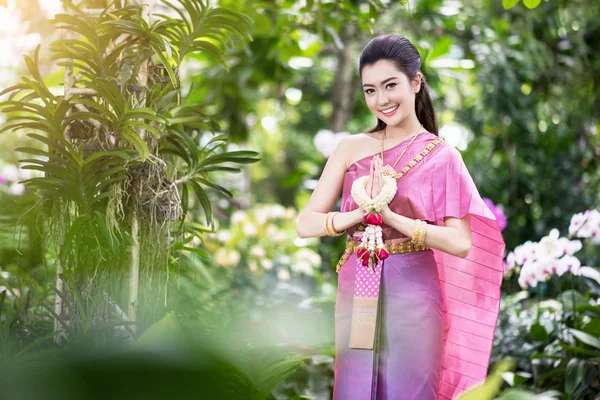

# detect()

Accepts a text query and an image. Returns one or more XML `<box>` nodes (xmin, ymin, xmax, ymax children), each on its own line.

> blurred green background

<box><xmin>0</xmin><ymin>0</ymin><xmax>599</xmax><ymax>399</ymax></box>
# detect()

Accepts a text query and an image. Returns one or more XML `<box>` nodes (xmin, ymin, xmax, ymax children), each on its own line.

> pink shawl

<box><xmin>340</xmin><ymin>132</ymin><xmax>505</xmax><ymax>399</ymax></box>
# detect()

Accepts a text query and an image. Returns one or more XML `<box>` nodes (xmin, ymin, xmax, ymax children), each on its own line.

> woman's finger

<box><xmin>375</xmin><ymin>157</ymin><xmax>382</xmax><ymax>192</ymax></box>
<box><xmin>368</xmin><ymin>159</ymin><xmax>374</xmax><ymax>197</ymax></box>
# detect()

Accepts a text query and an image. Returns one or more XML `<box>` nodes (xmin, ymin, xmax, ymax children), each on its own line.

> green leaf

<box><xmin>428</xmin><ymin>36</ymin><xmax>452</xmax><ymax>61</ymax></box>
<box><xmin>458</xmin><ymin>359</ymin><xmax>515</xmax><ymax>400</ymax></box>
<box><xmin>501</xmin><ymin>371</ymin><xmax>531</xmax><ymax>387</ymax></box>
<box><xmin>196</xmin><ymin>177</ymin><xmax>233</xmax><ymax>198</ymax></box>
<box><xmin>121</xmin><ymin>131</ymin><xmax>150</xmax><ymax>160</ymax></box>
<box><xmin>502</xmin><ymin>0</ymin><xmax>520</xmax><ymax>9</ymax></box>
<box><xmin>523</xmin><ymin>0</ymin><xmax>542</xmax><ymax>9</ymax></box>
<box><xmin>187</xmin><ymin>180</ymin><xmax>212</xmax><ymax>225</ymax></box>
<box><xmin>198</xmin><ymin>150</ymin><xmax>260</xmax><ymax>168</ymax></box>
<box><xmin>136</xmin><ymin>312</ymin><xmax>185</xmax><ymax>349</ymax></box>
<box><xmin>530</xmin><ymin>322</ymin><xmax>549</xmax><ymax>343</ymax></box>
<box><xmin>181</xmin><ymin>183</ymin><xmax>189</xmax><ymax>214</ymax></box>
<box><xmin>495</xmin><ymin>389</ymin><xmax>538</xmax><ymax>400</ymax></box>
<box><xmin>569</xmin><ymin>328</ymin><xmax>600</xmax><ymax>350</ymax></box>
<box><xmin>576</xmin><ymin>304</ymin><xmax>600</xmax><ymax>317</ymax></box>
<box><xmin>565</xmin><ymin>358</ymin><xmax>585</xmax><ymax>396</ymax></box>
<box><xmin>251</xmin><ymin>355</ymin><xmax>309</xmax><ymax>400</ymax></box>
<box><xmin>181</xmin><ymin>246</ymin><xmax>210</xmax><ymax>259</ymax></box>
<box><xmin>558</xmin><ymin>290</ymin><xmax>588</xmax><ymax>312</ymax></box>
<box><xmin>581</xmin><ymin>318</ymin><xmax>600</xmax><ymax>338</ymax></box>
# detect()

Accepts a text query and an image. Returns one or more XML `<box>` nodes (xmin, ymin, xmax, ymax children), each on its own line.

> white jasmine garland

<box><xmin>351</xmin><ymin>176</ymin><xmax>397</xmax><ymax>213</ymax></box>
<box><xmin>351</xmin><ymin>175</ymin><xmax>397</xmax><ymax>270</ymax></box>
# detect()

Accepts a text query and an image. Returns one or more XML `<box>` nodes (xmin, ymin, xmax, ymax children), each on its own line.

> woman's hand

<box><xmin>380</xmin><ymin>201</ymin><xmax>393</xmax><ymax>222</ymax></box>
<box><xmin>361</xmin><ymin>156</ymin><xmax>394</xmax><ymax>221</ymax></box>
<box><xmin>365</xmin><ymin>155</ymin><xmax>384</xmax><ymax>199</ymax></box>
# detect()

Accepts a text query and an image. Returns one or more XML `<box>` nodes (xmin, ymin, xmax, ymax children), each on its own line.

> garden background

<box><xmin>0</xmin><ymin>0</ymin><xmax>599</xmax><ymax>399</ymax></box>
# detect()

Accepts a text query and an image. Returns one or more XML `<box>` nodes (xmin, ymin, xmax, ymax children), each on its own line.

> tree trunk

<box><xmin>330</xmin><ymin>25</ymin><xmax>358</xmax><ymax>132</ymax></box>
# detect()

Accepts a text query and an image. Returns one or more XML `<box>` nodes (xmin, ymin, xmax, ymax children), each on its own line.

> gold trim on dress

<box><xmin>383</xmin><ymin>138</ymin><xmax>443</xmax><ymax>181</ymax></box>
<box><xmin>336</xmin><ymin>239</ymin><xmax>429</xmax><ymax>272</ymax></box>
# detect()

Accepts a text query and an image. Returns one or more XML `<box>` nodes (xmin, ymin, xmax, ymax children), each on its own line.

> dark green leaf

<box><xmin>565</xmin><ymin>358</ymin><xmax>585</xmax><ymax>396</ymax></box>
<box><xmin>530</xmin><ymin>322</ymin><xmax>549</xmax><ymax>343</ymax></box>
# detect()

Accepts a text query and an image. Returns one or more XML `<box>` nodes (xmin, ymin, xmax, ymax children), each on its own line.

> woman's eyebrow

<box><xmin>362</xmin><ymin>77</ymin><xmax>399</xmax><ymax>87</ymax></box>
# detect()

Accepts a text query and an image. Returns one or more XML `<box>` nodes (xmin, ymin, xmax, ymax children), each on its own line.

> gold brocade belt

<box><xmin>335</xmin><ymin>239</ymin><xmax>430</xmax><ymax>272</ymax></box>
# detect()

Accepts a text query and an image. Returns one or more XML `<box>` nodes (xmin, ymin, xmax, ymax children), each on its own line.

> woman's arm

<box><xmin>295</xmin><ymin>137</ymin><xmax>365</xmax><ymax>238</ymax></box>
<box><xmin>381</xmin><ymin>208</ymin><xmax>472</xmax><ymax>258</ymax></box>
<box><xmin>368</xmin><ymin>156</ymin><xmax>471</xmax><ymax>258</ymax></box>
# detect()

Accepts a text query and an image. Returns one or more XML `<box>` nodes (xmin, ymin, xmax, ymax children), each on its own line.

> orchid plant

<box><xmin>505</xmin><ymin>209</ymin><xmax>600</xmax><ymax>289</ymax></box>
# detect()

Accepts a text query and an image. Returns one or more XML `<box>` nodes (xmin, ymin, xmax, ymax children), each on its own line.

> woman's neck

<box><xmin>385</xmin><ymin>117</ymin><xmax>423</xmax><ymax>141</ymax></box>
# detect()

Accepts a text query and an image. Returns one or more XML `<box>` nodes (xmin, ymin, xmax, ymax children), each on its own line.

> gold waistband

<box><xmin>335</xmin><ymin>239</ymin><xmax>430</xmax><ymax>273</ymax></box>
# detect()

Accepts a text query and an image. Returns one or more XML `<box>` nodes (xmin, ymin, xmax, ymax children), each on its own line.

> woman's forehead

<box><xmin>361</xmin><ymin>60</ymin><xmax>405</xmax><ymax>85</ymax></box>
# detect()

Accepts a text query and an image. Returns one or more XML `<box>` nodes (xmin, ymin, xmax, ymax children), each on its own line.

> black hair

<box><xmin>359</xmin><ymin>34</ymin><xmax>438</xmax><ymax>135</ymax></box>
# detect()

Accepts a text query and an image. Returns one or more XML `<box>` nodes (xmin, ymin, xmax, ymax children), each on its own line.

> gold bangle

<box><xmin>418</xmin><ymin>221</ymin><xmax>427</xmax><ymax>247</ymax></box>
<box><xmin>324</xmin><ymin>212</ymin><xmax>344</xmax><ymax>236</ymax></box>
<box><xmin>411</xmin><ymin>219</ymin><xmax>422</xmax><ymax>244</ymax></box>
<box><xmin>330</xmin><ymin>212</ymin><xmax>344</xmax><ymax>236</ymax></box>
<box><xmin>324</xmin><ymin>212</ymin><xmax>334</xmax><ymax>236</ymax></box>
<box><xmin>323</xmin><ymin>212</ymin><xmax>332</xmax><ymax>236</ymax></box>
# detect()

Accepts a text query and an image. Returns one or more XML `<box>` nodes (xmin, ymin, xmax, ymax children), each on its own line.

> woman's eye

<box><xmin>386</xmin><ymin>83</ymin><xmax>397</xmax><ymax>89</ymax></box>
<box><xmin>364</xmin><ymin>89</ymin><xmax>375</xmax><ymax>95</ymax></box>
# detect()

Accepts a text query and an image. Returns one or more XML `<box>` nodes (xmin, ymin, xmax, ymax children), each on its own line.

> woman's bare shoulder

<box><xmin>339</xmin><ymin>131</ymin><xmax>381</xmax><ymax>148</ymax></box>
<box><xmin>332</xmin><ymin>133</ymin><xmax>375</xmax><ymax>165</ymax></box>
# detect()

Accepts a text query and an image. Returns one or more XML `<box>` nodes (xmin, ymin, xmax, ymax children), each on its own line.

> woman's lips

<box><xmin>380</xmin><ymin>105</ymin><xmax>398</xmax><ymax>117</ymax></box>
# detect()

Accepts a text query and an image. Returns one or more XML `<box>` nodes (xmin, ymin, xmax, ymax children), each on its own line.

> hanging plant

<box><xmin>0</xmin><ymin>0</ymin><xmax>258</xmax><ymax>340</ymax></box>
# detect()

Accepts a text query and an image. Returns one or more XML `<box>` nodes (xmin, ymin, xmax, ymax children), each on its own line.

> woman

<box><xmin>295</xmin><ymin>34</ymin><xmax>505</xmax><ymax>400</ymax></box>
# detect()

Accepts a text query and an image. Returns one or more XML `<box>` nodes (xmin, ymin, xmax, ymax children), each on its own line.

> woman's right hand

<box><xmin>364</xmin><ymin>155</ymin><xmax>384</xmax><ymax>200</ymax></box>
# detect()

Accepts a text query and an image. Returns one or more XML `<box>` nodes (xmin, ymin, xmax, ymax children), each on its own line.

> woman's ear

<box><xmin>414</xmin><ymin>73</ymin><xmax>423</xmax><ymax>93</ymax></box>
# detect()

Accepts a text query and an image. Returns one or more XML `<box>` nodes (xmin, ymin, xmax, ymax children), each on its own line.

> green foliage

<box><xmin>503</xmin><ymin>0</ymin><xmax>543</xmax><ymax>10</ymax></box>
<box><xmin>458</xmin><ymin>359</ymin><xmax>516</xmax><ymax>400</ymax></box>
<box><xmin>0</xmin><ymin>309</ymin><xmax>309</xmax><ymax>400</ymax></box>
<box><xmin>0</xmin><ymin>286</ymin><xmax>62</xmax><ymax>361</ymax></box>
<box><xmin>494</xmin><ymin>287</ymin><xmax>600</xmax><ymax>398</ymax></box>
<box><xmin>0</xmin><ymin>0</ymin><xmax>258</xmax><ymax>352</ymax></box>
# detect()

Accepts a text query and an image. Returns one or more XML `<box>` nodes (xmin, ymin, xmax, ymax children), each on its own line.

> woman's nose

<box><xmin>377</xmin><ymin>92</ymin><xmax>389</xmax><ymax>106</ymax></box>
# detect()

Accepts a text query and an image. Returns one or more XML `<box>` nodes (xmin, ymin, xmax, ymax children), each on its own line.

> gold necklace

<box><xmin>380</xmin><ymin>125</ymin><xmax>423</xmax><ymax>178</ymax></box>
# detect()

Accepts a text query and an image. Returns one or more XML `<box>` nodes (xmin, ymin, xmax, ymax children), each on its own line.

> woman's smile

<box><xmin>380</xmin><ymin>105</ymin><xmax>399</xmax><ymax>117</ymax></box>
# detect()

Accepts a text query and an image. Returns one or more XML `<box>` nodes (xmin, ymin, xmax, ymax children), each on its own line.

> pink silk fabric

<box><xmin>339</xmin><ymin>132</ymin><xmax>505</xmax><ymax>399</ymax></box>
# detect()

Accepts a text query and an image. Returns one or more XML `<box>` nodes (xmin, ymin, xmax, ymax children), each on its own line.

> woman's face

<box><xmin>361</xmin><ymin>59</ymin><xmax>421</xmax><ymax>128</ymax></box>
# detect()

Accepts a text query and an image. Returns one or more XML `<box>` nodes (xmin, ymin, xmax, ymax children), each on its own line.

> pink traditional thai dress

<box><xmin>333</xmin><ymin>131</ymin><xmax>505</xmax><ymax>400</ymax></box>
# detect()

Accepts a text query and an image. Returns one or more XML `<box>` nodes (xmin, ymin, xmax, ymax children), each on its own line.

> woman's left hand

<box><xmin>380</xmin><ymin>201</ymin><xmax>393</xmax><ymax>222</ymax></box>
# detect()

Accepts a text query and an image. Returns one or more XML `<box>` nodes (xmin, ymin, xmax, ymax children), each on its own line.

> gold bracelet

<box><xmin>411</xmin><ymin>219</ymin><xmax>423</xmax><ymax>244</ymax></box>
<box><xmin>324</xmin><ymin>212</ymin><xmax>344</xmax><ymax>236</ymax></box>
<box><xmin>330</xmin><ymin>212</ymin><xmax>344</xmax><ymax>236</ymax></box>
<box><xmin>323</xmin><ymin>212</ymin><xmax>332</xmax><ymax>236</ymax></box>
<box><xmin>418</xmin><ymin>221</ymin><xmax>428</xmax><ymax>247</ymax></box>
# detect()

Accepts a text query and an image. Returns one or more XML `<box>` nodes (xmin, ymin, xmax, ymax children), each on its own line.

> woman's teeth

<box><xmin>381</xmin><ymin>105</ymin><xmax>398</xmax><ymax>115</ymax></box>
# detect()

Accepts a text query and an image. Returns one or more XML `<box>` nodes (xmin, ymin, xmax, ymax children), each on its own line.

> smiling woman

<box><xmin>295</xmin><ymin>34</ymin><xmax>505</xmax><ymax>400</ymax></box>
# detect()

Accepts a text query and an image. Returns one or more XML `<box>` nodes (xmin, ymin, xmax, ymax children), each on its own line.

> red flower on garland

<box><xmin>357</xmin><ymin>247</ymin><xmax>370</xmax><ymax>266</ymax></box>
<box><xmin>364</xmin><ymin>212</ymin><xmax>384</xmax><ymax>226</ymax></box>
<box><xmin>357</xmin><ymin>247</ymin><xmax>368</xmax><ymax>259</ymax></box>
<box><xmin>377</xmin><ymin>248</ymin><xmax>389</xmax><ymax>260</ymax></box>
<box><xmin>361</xmin><ymin>253</ymin><xmax>371</xmax><ymax>266</ymax></box>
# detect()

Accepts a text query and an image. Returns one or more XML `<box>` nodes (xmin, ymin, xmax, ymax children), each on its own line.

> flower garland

<box><xmin>350</xmin><ymin>175</ymin><xmax>397</xmax><ymax>271</ymax></box>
